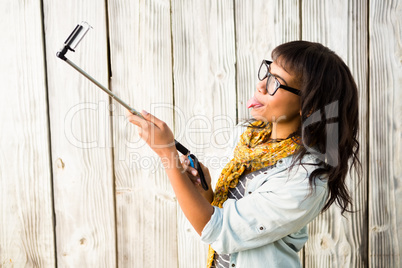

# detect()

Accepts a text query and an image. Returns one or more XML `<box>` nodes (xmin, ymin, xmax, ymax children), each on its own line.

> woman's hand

<box><xmin>126</xmin><ymin>110</ymin><xmax>176</xmax><ymax>158</ymax></box>
<box><xmin>180</xmin><ymin>155</ymin><xmax>214</xmax><ymax>203</ymax></box>
<box><xmin>126</xmin><ymin>110</ymin><xmax>214</xmax><ymax>235</ymax></box>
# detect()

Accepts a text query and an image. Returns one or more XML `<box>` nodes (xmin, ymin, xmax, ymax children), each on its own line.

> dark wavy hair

<box><xmin>249</xmin><ymin>41</ymin><xmax>361</xmax><ymax>215</ymax></box>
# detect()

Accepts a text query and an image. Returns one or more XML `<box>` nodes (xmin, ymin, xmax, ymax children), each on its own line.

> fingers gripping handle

<box><xmin>188</xmin><ymin>154</ymin><xmax>208</xmax><ymax>191</ymax></box>
<box><xmin>174</xmin><ymin>141</ymin><xmax>208</xmax><ymax>191</ymax></box>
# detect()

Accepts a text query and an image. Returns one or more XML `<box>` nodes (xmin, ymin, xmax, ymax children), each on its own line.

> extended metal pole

<box><xmin>64</xmin><ymin>58</ymin><xmax>143</xmax><ymax>118</ymax></box>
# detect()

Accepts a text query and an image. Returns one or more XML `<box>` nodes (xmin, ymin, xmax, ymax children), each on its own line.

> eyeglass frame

<box><xmin>258</xmin><ymin>60</ymin><xmax>301</xmax><ymax>96</ymax></box>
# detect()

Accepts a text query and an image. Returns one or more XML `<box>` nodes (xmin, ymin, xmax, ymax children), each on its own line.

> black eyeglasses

<box><xmin>258</xmin><ymin>60</ymin><xmax>301</xmax><ymax>96</ymax></box>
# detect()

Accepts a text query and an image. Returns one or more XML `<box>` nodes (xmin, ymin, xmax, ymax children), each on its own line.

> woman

<box><xmin>127</xmin><ymin>41</ymin><xmax>360</xmax><ymax>267</ymax></box>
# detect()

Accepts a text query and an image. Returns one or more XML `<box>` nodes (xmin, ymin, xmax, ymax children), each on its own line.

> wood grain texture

<box><xmin>171</xmin><ymin>0</ymin><xmax>236</xmax><ymax>266</ymax></box>
<box><xmin>235</xmin><ymin>0</ymin><xmax>300</xmax><ymax>123</ymax></box>
<box><xmin>107</xmin><ymin>0</ymin><xmax>178</xmax><ymax>267</ymax></box>
<box><xmin>369</xmin><ymin>0</ymin><xmax>402</xmax><ymax>267</ymax></box>
<box><xmin>302</xmin><ymin>0</ymin><xmax>368</xmax><ymax>267</ymax></box>
<box><xmin>234</xmin><ymin>0</ymin><xmax>303</xmax><ymax>264</ymax></box>
<box><xmin>42</xmin><ymin>1</ymin><xmax>116</xmax><ymax>267</ymax></box>
<box><xmin>2</xmin><ymin>0</ymin><xmax>401</xmax><ymax>266</ymax></box>
<box><xmin>0</xmin><ymin>0</ymin><xmax>55</xmax><ymax>267</ymax></box>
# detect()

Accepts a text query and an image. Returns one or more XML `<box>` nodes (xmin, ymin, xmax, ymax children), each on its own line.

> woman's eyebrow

<box><xmin>268</xmin><ymin>65</ymin><xmax>289</xmax><ymax>85</ymax></box>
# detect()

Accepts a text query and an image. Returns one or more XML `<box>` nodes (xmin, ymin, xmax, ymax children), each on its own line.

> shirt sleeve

<box><xmin>200</xmin><ymin>165</ymin><xmax>328</xmax><ymax>254</ymax></box>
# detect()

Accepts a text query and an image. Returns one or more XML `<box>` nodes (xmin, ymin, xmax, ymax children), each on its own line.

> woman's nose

<box><xmin>256</xmin><ymin>79</ymin><xmax>267</xmax><ymax>94</ymax></box>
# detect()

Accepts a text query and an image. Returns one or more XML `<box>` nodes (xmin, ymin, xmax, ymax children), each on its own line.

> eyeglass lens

<box><xmin>259</xmin><ymin>62</ymin><xmax>279</xmax><ymax>95</ymax></box>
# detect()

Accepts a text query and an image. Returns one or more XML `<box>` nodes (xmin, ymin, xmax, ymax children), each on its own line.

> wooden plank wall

<box><xmin>43</xmin><ymin>0</ymin><xmax>116</xmax><ymax>267</ymax></box>
<box><xmin>369</xmin><ymin>0</ymin><xmax>402</xmax><ymax>267</ymax></box>
<box><xmin>302</xmin><ymin>1</ymin><xmax>369</xmax><ymax>267</ymax></box>
<box><xmin>107</xmin><ymin>0</ymin><xmax>177</xmax><ymax>267</ymax></box>
<box><xmin>0</xmin><ymin>0</ymin><xmax>400</xmax><ymax>267</ymax></box>
<box><xmin>0</xmin><ymin>0</ymin><xmax>55</xmax><ymax>267</ymax></box>
<box><xmin>171</xmin><ymin>1</ymin><xmax>236</xmax><ymax>267</ymax></box>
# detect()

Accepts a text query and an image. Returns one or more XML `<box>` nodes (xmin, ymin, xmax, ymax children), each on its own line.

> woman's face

<box><xmin>248</xmin><ymin>60</ymin><xmax>301</xmax><ymax>125</ymax></box>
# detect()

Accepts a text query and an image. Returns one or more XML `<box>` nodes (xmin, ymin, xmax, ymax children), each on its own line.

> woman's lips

<box><xmin>247</xmin><ymin>96</ymin><xmax>263</xmax><ymax>109</ymax></box>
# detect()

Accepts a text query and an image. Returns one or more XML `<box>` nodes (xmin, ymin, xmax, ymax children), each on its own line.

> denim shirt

<box><xmin>201</xmin><ymin>153</ymin><xmax>328</xmax><ymax>268</ymax></box>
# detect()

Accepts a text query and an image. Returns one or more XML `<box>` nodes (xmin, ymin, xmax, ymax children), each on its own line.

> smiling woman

<box><xmin>126</xmin><ymin>40</ymin><xmax>361</xmax><ymax>268</ymax></box>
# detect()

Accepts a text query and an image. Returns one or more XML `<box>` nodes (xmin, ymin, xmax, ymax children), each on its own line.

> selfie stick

<box><xmin>56</xmin><ymin>22</ymin><xmax>208</xmax><ymax>190</ymax></box>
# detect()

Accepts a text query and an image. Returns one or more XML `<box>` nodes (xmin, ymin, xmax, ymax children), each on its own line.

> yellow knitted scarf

<box><xmin>206</xmin><ymin>121</ymin><xmax>301</xmax><ymax>267</ymax></box>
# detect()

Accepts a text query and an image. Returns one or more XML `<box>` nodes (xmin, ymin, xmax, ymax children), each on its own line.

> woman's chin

<box><xmin>250</xmin><ymin>110</ymin><xmax>267</xmax><ymax>122</ymax></box>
